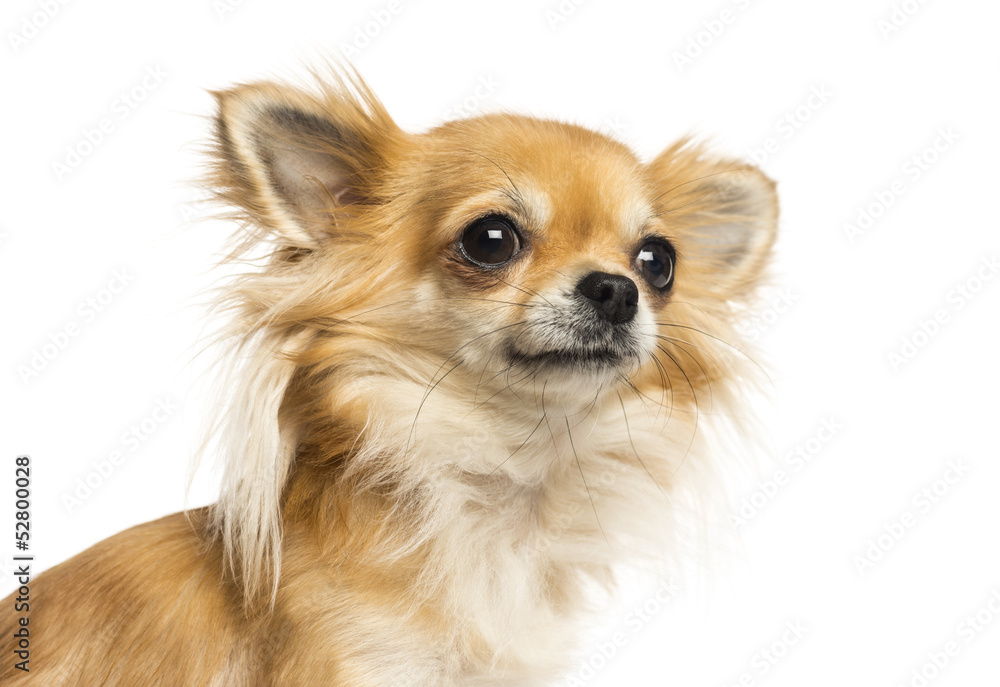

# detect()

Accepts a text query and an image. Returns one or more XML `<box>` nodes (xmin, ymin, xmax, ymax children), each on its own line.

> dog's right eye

<box><xmin>459</xmin><ymin>216</ymin><xmax>521</xmax><ymax>267</ymax></box>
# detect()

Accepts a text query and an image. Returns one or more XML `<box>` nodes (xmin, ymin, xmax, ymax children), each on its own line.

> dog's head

<box><xmin>211</xmin><ymin>74</ymin><xmax>775</xmax><ymax>403</ymax></box>
<box><xmin>205</xmin><ymin>70</ymin><xmax>777</xmax><ymax>599</ymax></box>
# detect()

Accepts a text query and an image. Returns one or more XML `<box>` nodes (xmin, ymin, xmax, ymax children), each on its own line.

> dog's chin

<box><xmin>504</xmin><ymin>343</ymin><xmax>644</xmax><ymax>394</ymax></box>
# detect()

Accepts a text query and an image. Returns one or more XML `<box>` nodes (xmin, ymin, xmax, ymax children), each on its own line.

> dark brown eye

<box><xmin>635</xmin><ymin>240</ymin><xmax>675</xmax><ymax>292</ymax></box>
<box><xmin>460</xmin><ymin>216</ymin><xmax>521</xmax><ymax>267</ymax></box>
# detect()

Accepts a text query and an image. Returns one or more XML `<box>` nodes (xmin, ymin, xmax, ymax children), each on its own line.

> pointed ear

<box><xmin>647</xmin><ymin>141</ymin><xmax>778</xmax><ymax>299</ymax></box>
<box><xmin>210</xmin><ymin>79</ymin><xmax>400</xmax><ymax>248</ymax></box>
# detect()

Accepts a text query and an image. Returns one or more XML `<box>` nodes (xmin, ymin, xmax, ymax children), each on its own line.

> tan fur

<box><xmin>1</xmin><ymin>67</ymin><xmax>777</xmax><ymax>685</ymax></box>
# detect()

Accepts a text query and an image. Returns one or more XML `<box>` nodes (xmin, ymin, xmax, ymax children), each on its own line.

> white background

<box><xmin>2</xmin><ymin>0</ymin><xmax>999</xmax><ymax>685</ymax></box>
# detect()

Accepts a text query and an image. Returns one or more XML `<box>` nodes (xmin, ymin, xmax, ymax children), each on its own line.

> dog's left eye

<box><xmin>460</xmin><ymin>216</ymin><xmax>521</xmax><ymax>267</ymax></box>
<box><xmin>635</xmin><ymin>239</ymin><xmax>675</xmax><ymax>292</ymax></box>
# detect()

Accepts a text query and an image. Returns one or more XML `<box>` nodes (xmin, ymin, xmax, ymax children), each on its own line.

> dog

<box><xmin>2</xmin><ymin>68</ymin><xmax>777</xmax><ymax>686</ymax></box>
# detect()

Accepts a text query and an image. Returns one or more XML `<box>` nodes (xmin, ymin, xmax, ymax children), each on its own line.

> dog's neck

<box><xmin>276</xmin><ymin>370</ymin><xmax>682</xmax><ymax>677</ymax></box>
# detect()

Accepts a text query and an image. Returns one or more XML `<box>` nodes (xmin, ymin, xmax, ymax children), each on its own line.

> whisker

<box><xmin>648</xmin><ymin>168</ymin><xmax>743</xmax><ymax>206</ymax></box>
<box><xmin>618</xmin><ymin>361</ymin><xmax>669</xmax><ymax>417</ymax></box>
<box><xmin>655</xmin><ymin>343</ymin><xmax>700</xmax><ymax>476</ymax></box>
<box><xmin>426</xmin><ymin>320</ymin><xmax>527</xmax><ymax>398</ymax></box>
<box><xmin>651</xmin><ymin>332</ymin><xmax>727</xmax><ymax>369</ymax></box>
<box><xmin>406</xmin><ymin>359</ymin><xmax>462</xmax><ymax>455</ymax></box>
<box><xmin>436</xmin><ymin>296</ymin><xmax>533</xmax><ymax>308</ymax></box>
<box><xmin>618</xmin><ymin>374</ymin><xmax>695</xmax><ymax>417</ymax></box>
<box><xmin>651</xmin><ymin>333</ymin><xmax>768</xmax><ymax>409</ymax></box>
<box><xmin>617</xmin><ymin>391</ymin><xmax>668</xmax><ymax>500</ymax></box>
<box><xmin>500</xmin><ymin>348</ymin><xmax>537</xmax><ymax>403</ymax></box>
<box><xmin>459</xmin><ymin>148</ymin><xmax>525</xmax><ymax>204</ymax></box>
<box><xmin>312</xmin><ymin>299</ymin><xmax>415</xmax><ymax>328</ymax></box>
<box><xmin>647</xmin><ymin>347</ymin><xmax>674</xmax><ymax>425</ymax></box>
<box><xmin>656</xmin><ymin>321</ymin><xmax>773</xmax><ymax>386</ymax></box>
<box><xmin>540</xmin><ymin>381</ymin><xmax>561</xmax><ymax>466</ymax></box>
<box><xmin>566</xmin><ymin>389</ymin><xmax>602</xmax><ymax>434</ymax></box>
<box><xmin>566</xmin><ymin>418</ymin><xmax>610</xmax><ymax>550</ymax></box>
<box><xmin>492</xmin><ymin>275</ymin><xmax>555</xmax><ymax>308</ymax></box>
<box><xmin>472</xmin><ymin>342</ymin><xmax>506</xmax><ymax>408</ymax></box>
<box><xmin>309</xmin><ymin>296</ymin><xmax>530</xmax><ymax>331</ymax></box>
<box><xmin>488</xmin><ymin>414</ymin><xmax>546</xmax><ymax>476</ymax></box>
<box><xmin>649</xmin><ymin>193</ymin><xmax>714</xmax><ymax>218</ymax></box>
<box><xmin>468</xmin><ymin>364</ymin><xmax>533</xmax><ymax>417</ymax></box>
<box><xmin>655</xmin><ymin>336</ymin><xmax>714</xmax><ymax>412</ymax></box>
<box><xmin>407</xmin><ymin>321</ymin><xmax>527</xmax><ymax>452</ymax></box>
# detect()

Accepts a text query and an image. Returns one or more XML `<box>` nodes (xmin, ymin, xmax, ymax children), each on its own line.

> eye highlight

<box><xmin>459</xmin><ymin>215</ymin><xmax>521</xmax><ymax>267</ymax></box>
<box><xmin>635</xmin><ymin>239</ymin><xmax>676</xmax><ymax>292</ymax></box>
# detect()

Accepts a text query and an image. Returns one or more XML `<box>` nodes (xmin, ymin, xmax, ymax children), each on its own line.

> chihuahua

<box><xmin>2</xmin><ymin>69</ymin><xmax>777</xmax><ymax>685</ymax></box>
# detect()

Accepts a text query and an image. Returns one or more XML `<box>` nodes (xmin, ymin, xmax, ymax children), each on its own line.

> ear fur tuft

<box><xmin>647</xmin><ymin>139</ymin><xmax>778</xmax><ymax>299</ymax></box>
<box><xmin>208</xmin><ymin>71</ymin><xmax>402</xmax><ymax>249</ymax></box>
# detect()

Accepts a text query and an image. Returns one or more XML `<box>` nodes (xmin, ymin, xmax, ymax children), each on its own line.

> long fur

<box><xmin>1</xmin><ymin>67</ymin><xmax>777</xmax><ymax>686</ymax></box>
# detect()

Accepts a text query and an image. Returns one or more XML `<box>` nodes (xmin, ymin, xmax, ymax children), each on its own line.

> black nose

<box><xmin>575</xmin><ymin>271</ymin><xmax>639</xmax><ymax>325</ymax></box>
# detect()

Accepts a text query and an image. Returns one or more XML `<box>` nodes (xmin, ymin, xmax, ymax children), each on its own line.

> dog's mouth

<box><xmin>505</xmin><ymin>344</ymin><xmax>636</xmax><ymax>371</ymax></box>
<box><xmin>502</xmin><ymin>297</ymin><xmax>649</xmax><ymax>374</ymax></box>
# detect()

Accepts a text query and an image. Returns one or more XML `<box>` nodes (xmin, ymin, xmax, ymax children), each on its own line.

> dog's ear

<box><xmin>210</xmin><ymin>77</ymin><xmax>401</xmax><ymax>248</ymax></box>
<box><xmin>647</xmin><ymin>140</ymin><xmax>778</xmax><ymax>299</ymax></box>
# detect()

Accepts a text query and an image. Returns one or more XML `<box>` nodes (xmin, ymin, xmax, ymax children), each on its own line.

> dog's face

<box><xmin>419</xmin><ymin>115</ymin><xmax>665</xmax><ymax>398</ymax></box>
<box><xmin>211</xmin><ymin>76</ymin><xmax>776</xmax><ymax>419</ymax></box>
